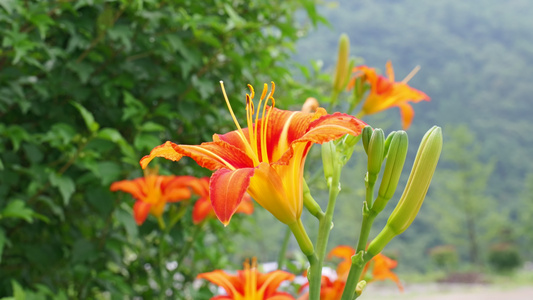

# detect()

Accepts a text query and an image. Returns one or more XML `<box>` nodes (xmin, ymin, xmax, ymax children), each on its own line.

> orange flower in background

<box><xmin>328</xmin><ymin>245</ymin><xmax>403</xmax><ymax>292</ymax></box>
<box><xmin>347</xmin><ymin>61</ymin><xmax>430</xmax><ymax>129</ymax></box>
<box><xmin>140</xmin><ymin>82</ymin><xmax>365</xmax><ymax>226</ymax></box>
<box><xmin>110</xmin><ymin>168</ymin><xmax>194</xmax><ymax>225</ymax></box>
<box><xmin>297</xmin><ymin>276</ymin><xmax>345</xmax><ymax>300</ymax></box>
<box><xmin>190</xmin><ymin>177</ymin><xmax>254</xmax><ymax>224</ymax></box>
<box><xmin>198</xmin><ymin>258</ymin><xmax>295</xmax><ymax>300</ymax></box>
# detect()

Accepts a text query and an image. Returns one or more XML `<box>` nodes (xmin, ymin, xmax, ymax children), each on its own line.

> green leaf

<box><xmin>5</xmin><ymin>125</ymin><xmax>30</xmax><ymax>151</ymax></box>
<box><xmin>140</xmin><ymin>121</ymin><xmax>166</xmax><ymax>132</ymax></box>
<box><xmin>96</xmin><ymin>161</ymin><xmax>122</xmax><ymax>186</ymax></box>
<box><xmin>0</xmin><ymin>228</ymin><xmax>6</xmax><ymax>263</ymax></box>
<box><xmin>71</xmin><ymin>102</ymin><xmax>100</xmax><ymax>133</ymax></box>
<box><xmin>49</xmin><ymin>173</ymin><xmax>75</xmax><ymax>205</ymax></box>
<box><xmin>10</xmin><ymin>280</ymin><xmax>25</xmax><ymax>300</ymax></box>
<box><xmin>122</xmin><ymin>92</ymin><xmax>148</xmax><ymax>123</ymax></box>
<box><xmin>97</xmin><ymin>128</ymin><xmax>124</xmax><ymax>143</ymax></box>
<box><xmin>0</xmin><ymin>157</ymin><xmax>4</xmax><ymax>170</ymax></box>
<box><xmin>1</xmin><ymin>200</ymin><xmax>34</xmax><ymax>223</ymax></box>
<box><xmin>133</xmin><ymin>133</ymin><xmax>162</xmax><ymax>151</ymax></box>
<box><xmin>0</xmin><ymin>0</ymin><xmax>18</xmax><ymax>14</ymax></box>
<box><xmin>115</xmin><ymin>205</ymin><xmax>138</xmax><ymax>237</ymax></box>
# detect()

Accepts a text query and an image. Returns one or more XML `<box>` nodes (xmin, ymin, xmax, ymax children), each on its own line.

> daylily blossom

<box><xmin>190</xmin><ymin>177</ymin><xmax>254</xmax><ymax>224</ymax></box>
<box><xmin>328</xmin><ymin>245</ymin><xmax>403</xmax><ymax>292</ymax></box>
<box><xmin>347</xmin><ymin>61</ymin><xmax>430</xmax><ymax>129</ymax></box>
<box><xmin>299</xmin><ymin>245</ymin><xmax>403</xmax><ymax>299</ymax></box>
<box><xmin>197</xmin><ymin>258</ymin><xmax>295</xmax><ymax>300</ymax></box>
<box><xmin>110</xmin><ymin>168</ymin><xmax>194</xmax><ymax>225</ymax></box>
<box><xmin>140</xmin><ymin>82</ymin><xmax>365</xmax><ymax>225</ymax></box>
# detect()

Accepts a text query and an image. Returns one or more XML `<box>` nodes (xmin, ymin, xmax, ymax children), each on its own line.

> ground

<box><xmin>362</xmin><ymin>283</ymin><xmax>533</xmax><ymax>300</ymax></box>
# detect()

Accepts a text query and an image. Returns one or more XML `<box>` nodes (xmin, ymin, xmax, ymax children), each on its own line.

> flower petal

<box><xmin>258</xmin><ymin>270</ymin><xmax>295</xmax><ymax>297</ymax></box>
<box><xmin>210</xmin><ymin>168</ymin><xmax>255</xmax><ymax>225</ymax></box>
<box><xmin>235</xmin><ymin>194</ymin><xmax>254</xmax><ymax>216</ymax></box>
<box><xmin>197</xmin><ymin>270</ymin><xmax>241</xmax><ymax>297</ymax></box>
<box><xmin>248</xmin><ymin>162</ymin><xmax>297</xmax><ymax>224</ymax></box>
<box><xmin>110</xmin><ymin>179</ymin><xmax>145</xmax><ymax>200</ymax></box>
<box><xmin>133</xmin><ymin>200</ymin><xmax>151</xmax><ymax>225</ymax></box>
<box><xmin>140</xmin><ymin>141</ymin><xmax>254</xmax><ymax>170</ymax></box>
<box><xmin>276</xmin><ymin>110</ymin><xmax>365</xmax><ymax>165</ymax></box>
<box><xmin>397</xmin><ymin>102</ymin><xmax>415</xmax><ymax>130</ymax></box>
<box><xmin>328</xmin><ymin>245</ymin><xmax>356</xmax><ymax>279</ymax></box>
<box><xmin>192</xmin><ymin>197</ymin><xmax>213</xmax><ymax>224</ymax></box>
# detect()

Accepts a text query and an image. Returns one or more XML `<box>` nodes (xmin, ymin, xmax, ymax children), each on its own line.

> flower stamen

<box><xmin>220</xmin><ymin>81</ymin><xmax>260</xmax><ymax>166</ymax></box>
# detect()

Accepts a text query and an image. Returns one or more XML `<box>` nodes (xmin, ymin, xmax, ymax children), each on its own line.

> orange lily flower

<box><xmin>110</xmin><ymin>168</ymin><xmax>194</xmax><ymax>225</ymax></box>
<box><xmin>197</xmin><ymin>258</ymin><xmax>295</xmax><ymax>300</ymax></box>
<box><xmin>347</xmin><ymin>61</ymin><xmax>430</xmax><ymax>129</ymax></box>
<box><xmin>190</xmin><ymin>177</ymin><xmax>254</xmax><ymax>224</ymax></box>
<box><xmin>297</xmin><ymin>276</ymin><xmax>345</xmax><ymax>300</ymax></box>
<box><xmin>328</xmin><ymin>245</ymin><xmax>403</xmax><ymax>292</ymax></box>
<box><xmin>140</xmin><ymin>82</ymin><xmax>365</xmax><ymax>226</ymax></box>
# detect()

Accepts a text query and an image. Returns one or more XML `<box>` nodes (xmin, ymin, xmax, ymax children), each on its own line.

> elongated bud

<box><xmin>383</xmin><ymin>131</ymin><xmax>397</xmax><ymax>158</ymax></box>
<box><xmin>368</xmin><ymin>126</ymin><xmax>442</xmax><ymax>255</ymax></box>
<box><xmin>336</xmin><ymin>134</ymin><xmax>362</xmax><ymax>165</ymax></box>
<box><xmin>333</xmin><ymin>34</ymin><xmax>350</xmax><ymax>93</ymax></box>
<box><xmin>322</xmin><ymin>141</ymin><xmax>337</xmax><ymax>185</ymax></box>
<box><xmin>367</xmin><ymin>128</ymin><xmax>385</xmax><ymax>184</ymax></box>
<box><xmin>355</xmin><ymin>280</ymin><xmax>367</xmax><ymax>297</ymax></box>
<box><xmin>362</xmin><ymin>126</ymin><xmax>373</xmax><ymax>154</ymax></box>
<box><xmin>372</xmin><ymin>131</ymin><xmax>408</xmax><ymax>214</ymax></box>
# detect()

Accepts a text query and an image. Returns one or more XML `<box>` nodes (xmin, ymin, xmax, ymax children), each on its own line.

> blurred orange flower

<box><xmin>198</xmin><ymin>258</ymin><xmax>295</xmax><ymax>300</ymax></box>
<box><xmin>189</xmin><ymin>177</ymin><xmax>254</xmax><ymax>224</ymax></box>
<box><xmin>140</xmin><ymin>82</ymin><xmax>365</xmax><ymax>226</ymax></box>
<box><xmin>110</xmin><ymin>168</ymin><xmax>194</xmax><ymax>225</ymax></box>
<box><xmin>329</xmin><ymin>245</ymin><xmax>403</xmax><ymax>292</ymax></box>
<box><xmin>347</xmin><ymin>61</ymin><xmax>430</xmax><ymax>129</ymax></box>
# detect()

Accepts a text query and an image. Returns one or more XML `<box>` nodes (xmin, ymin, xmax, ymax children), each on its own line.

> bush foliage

<box><xmin>0</xmin><ymin>0</ymin><xmax>322</xmax><ymax>298</ymax></box>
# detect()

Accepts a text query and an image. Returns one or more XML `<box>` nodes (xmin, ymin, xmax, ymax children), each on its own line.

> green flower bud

<box><xmin>372</xmin><ymin>131</ymin><xmax>408</xmax><ymax>214</ymax></box>
<box><xmin>368</xmin><ymin>126</ymin><xmax>442</xmax><ymax>256</ymax></box>
<box><xmin>362</xmin><ymin>125</ymin><xmax>373</xmax><ymax>154</ymax></box>
<box><xmin>333</xmin><ymin>34</ymin><xmax>350</xmax><ymax>94</ymax></box>
<box><xmin>355</xmin><ymin>280</ymin><xmax>367</xmax><ymax>297</ymax></box>
<box><xmin>367</xmin><ymin>128</ymin><xmax>385</xmax><ymax>185</ymax></box>
<box><xmin>322</xmin><ymin>141</ymin><xmax>337</xmax><ymax>185</ymax></box>
<box><xmin>336</xmin><ymin>134</ymin><xmax>362</xmax><ymax>165</ymax></box>
<box><xmin>383</xmin><ymin>131</ymin><xmax>397</xmax><ymax>158</ymax></box>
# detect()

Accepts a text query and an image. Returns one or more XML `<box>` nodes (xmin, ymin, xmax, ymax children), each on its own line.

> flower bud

<box><xmin>367</xmin><ymin>128</ymin><xmax>385</xmax><ymax>185</ymax></box>
<box><xmin>383</xmin><ymin>131</ymin><xmax>397</xmax><ymax>158</ymax></box>
<box><xmin>372</xmin><ymin>131</ymin><xmax>408</xmax><ymax>214</ymax></box>
<box><xmin>333</xmin><ymin>34</ymin><xmax>350</xmax><ymax>94</ymax></box>
<box><xmin>336</xmin><ymin>134</ymin><xmax>362</xmax><ymax>165</ymax></box>
<box><xmin>362</xmin><ymin>125</ymin><xmax>373</xmax><ymax>154</ymax></box>
<box><xmin>322</xmin><ymin>141</ymin><xmax>337</xmax><ymax>185</ymax></box>
<box><xmin>355</xmin><ymin>280</ymin><xmax>367</xmax><ymax>297</ymax></box>
<box><xmin>368</xmin><ymin>126</ymin><xmax>442</xmax><ymax>255</ymax></box>
<box><xmin>301</xmin><ymin>97</ymin><xmax>319</xmax><ymax>113</ymax></box>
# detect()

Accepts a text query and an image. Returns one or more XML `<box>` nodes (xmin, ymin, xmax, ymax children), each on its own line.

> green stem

<box><xmin>158</xmin><ymin>231</ymin><xmax>167</xmax><ymax>300</ymax></box>
<box><xmin>343</xmin><ymin>171</ymin><xmax>378</xmax><ymax>299</ymax></box>
<box><xmin>176</xmin><ymin>221</ymin><xmax>205</xmax><ymax>271</ymax></box>
<box><xmin>309</xmin><ymin>161</ymin><xmax>342</xmax><ymax>300</ymax></box>
<box><xmin>356</xmin><ymin>213</ymin><xmax>376</xmax><ymax>253</ymax></box>
<box><xmin>277</xmin><ymin>227</ymin><xmax>292</xmax><ymax>270</ymax></box>
<box><xmin>288</xmin><ymin>219</ymin><xmax>319</xmax><ymax>299</ymax></box>
<box><xmin>303</xmin><ymin>179</ymin><xmax>325</xmax><ymax>221</ymax></box>
<box><xmin>341</xmin><ymin>253</ymin><xmax>373</xmax><ymax>300</ymax></box>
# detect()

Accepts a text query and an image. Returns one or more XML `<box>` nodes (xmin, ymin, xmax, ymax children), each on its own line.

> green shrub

<box><xmin>488</xmin><ymin>243</ymin><xmax>522</xmax><ymax>273</ymax></box>
<box><xmin>0</xmin><ymin>0</ymin><xmax>322</xmax><ymax>298</ymax></box>
<box><xmin>429</xmin><ymin>245</ymin><xmax>459</xmax><ymax>271</ymax></box>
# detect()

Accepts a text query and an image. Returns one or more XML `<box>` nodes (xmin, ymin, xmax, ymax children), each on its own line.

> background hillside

<box><xmin>242</xmin><ymin>0</ymin><xmax>533</xmax><ymax>272</ymax></box>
